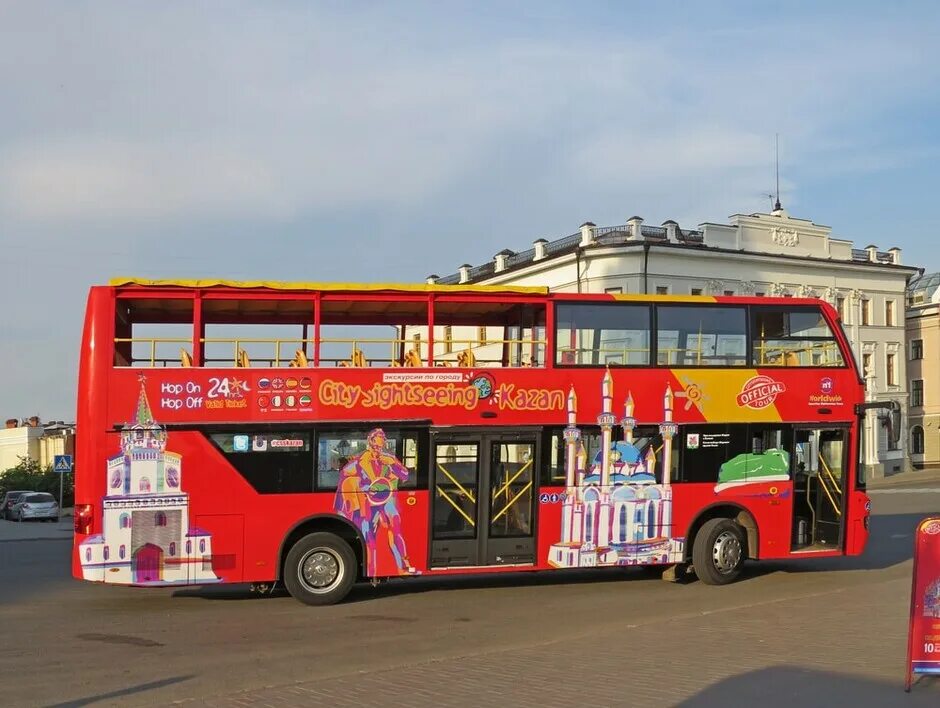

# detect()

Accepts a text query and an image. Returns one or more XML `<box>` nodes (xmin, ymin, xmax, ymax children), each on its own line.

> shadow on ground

<box><xmin>680</xmin><ymin>665</ymin><xmax>938</xmax><ymax>707</ymax></box>
<box><xmin>45</xmin><ymin>675</ymin><xmax>194</xmax><ymax>708</ymax></box>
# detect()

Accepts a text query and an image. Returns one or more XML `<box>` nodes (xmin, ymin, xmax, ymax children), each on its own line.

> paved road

<box><xmin>1</xmin><ymin>491</ymin><xmax>939</xmax><ymax>707</ymax></box>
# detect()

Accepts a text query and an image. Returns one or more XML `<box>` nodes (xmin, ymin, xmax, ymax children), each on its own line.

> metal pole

<box><xmin>58</xmin><ymin>465</ymin><xmax>64</xmax><ymax>522</ymax></box>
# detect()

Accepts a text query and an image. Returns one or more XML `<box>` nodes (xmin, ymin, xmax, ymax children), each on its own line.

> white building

<box><xmin>430</xmin><ymin>206</ymin><xmax>919</xmax><ymax>477</ymax></box>
<box><xmin>79</xmin><ymin>378</ymin><xmax>220</xmax><ymax>586</ymax></box>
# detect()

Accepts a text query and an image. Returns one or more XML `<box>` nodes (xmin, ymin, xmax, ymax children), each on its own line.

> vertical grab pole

<box><xmin>313</xmin><ymin>293</ymin><xmax>321</xmax><ymax>367</ymax></box>
<box><xmin>427</xmin><ymin>294</ymin><xmax>435</xmax><ymax>366</ymax></box>
<box><xmin>193</xmin><ymin>291</ymin><xmax>204</xmax><ymax>366</ymax></box>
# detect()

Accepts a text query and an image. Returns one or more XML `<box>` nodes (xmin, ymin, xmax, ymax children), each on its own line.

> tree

<box><xmin>0</xmin><ymin>457</ymin><xmax>74</xmax><ymax>507</ymax></box>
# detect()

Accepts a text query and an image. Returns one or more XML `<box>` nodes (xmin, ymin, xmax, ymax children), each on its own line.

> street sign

<box><xmin>905</xmin><ymin>516</ymin><xmax>940</xmax><ymax>691</ymax></box>
<box><xmin>53</xmin><ymin>455</ymin><xmax>73</xmax><ymax>474</ymax></box>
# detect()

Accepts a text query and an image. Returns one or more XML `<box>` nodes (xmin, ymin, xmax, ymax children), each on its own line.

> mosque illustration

<box><xmin>78</xmin><ymin>377</ymin><xmax>220</xmax><ymax>586</ymax></box>
<box><xmin>548</xmin><ymin>370</ymin><xmax>686</xmax><ymax>568</ymax></box>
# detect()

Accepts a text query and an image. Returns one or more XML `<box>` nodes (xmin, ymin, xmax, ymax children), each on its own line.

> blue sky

<box><xmin>1</xmin><ymin>1</ymin><xmax>939</xmax><ymax>418</ymax></box>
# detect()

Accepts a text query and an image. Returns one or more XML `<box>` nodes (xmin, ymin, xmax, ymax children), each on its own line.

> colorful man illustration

<box><xmin>334</xmin><ymin>428</ymin><xmax>416</xmax><ymax>576</ymax></box>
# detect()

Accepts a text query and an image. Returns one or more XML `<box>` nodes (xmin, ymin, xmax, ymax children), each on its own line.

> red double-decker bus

<box><xmin>72</xmin><ymin>279</ymin><xmax>899</xmax><ymax>604</ymax></box>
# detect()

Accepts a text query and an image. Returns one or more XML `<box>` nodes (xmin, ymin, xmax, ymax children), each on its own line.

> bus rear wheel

<box><xmin>692</xmin><ymin>518</ymin><xmax>745</xmax><ymax>585</ymax></box>
<box><xmin>283</xmin><ymin>532</ymin><xmax>357</xmax><ymax>606</ymax></box>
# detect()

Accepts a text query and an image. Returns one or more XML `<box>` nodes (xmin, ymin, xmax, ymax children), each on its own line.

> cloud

<box><xmin>0</xmin><ymin>2</ymin><xmax>939</xmax><ymax>417</ymax></box>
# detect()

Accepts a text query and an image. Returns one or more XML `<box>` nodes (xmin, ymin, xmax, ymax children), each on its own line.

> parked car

<box><xmin>11</xmin><ymin>492</ymin><xmax>59</xmax><ymax>522</ymax></box>
<box><xmin>1</xmin><ymin>490</ymin><xmax>30</xmax><ymax>520</ymax></box>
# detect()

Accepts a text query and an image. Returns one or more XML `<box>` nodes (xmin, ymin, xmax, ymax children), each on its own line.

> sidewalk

<box><xmin>868</xmin><ymin>467</ymin><xmax>940</xmax><ymax>489</ymax></box>
<box><xmin>0</xmin><ymin>515</ymin><xmax>73</xmax><ymax>542</ymax></box>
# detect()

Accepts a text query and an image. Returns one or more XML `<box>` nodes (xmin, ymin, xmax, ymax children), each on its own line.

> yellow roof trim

<box><xmin>109</xmin><ymin>278</ymin><xmax>549</xmax><ymax>296</ymax></box>
<box><xmin>611</xmin><ymin>293</ymin><xmax>718</xmax><ymax>303</ymax></box>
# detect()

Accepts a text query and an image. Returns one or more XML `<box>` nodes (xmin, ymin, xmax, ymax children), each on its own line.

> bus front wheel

<box><xmin>283</xmin><ymin>532</ymin><xmax>357</xmax><ymax>606</ymax></box>
<box><xmin>692</xmin><ymin>518</ymin><xmax>745</xmax><ymax>585</ymax></box>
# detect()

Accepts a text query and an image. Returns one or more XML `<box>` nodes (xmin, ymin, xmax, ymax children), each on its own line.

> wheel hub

<box><xmin>712</xmin><ymin>530</ymin><xmax>742</xmax><ymax>574</ymax></box>
<box><xmin>300</xmin><ymin>549</ymin><xmax>342</xmax><ymax>592</ymax></box>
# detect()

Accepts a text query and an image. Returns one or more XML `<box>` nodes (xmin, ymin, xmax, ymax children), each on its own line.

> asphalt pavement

<box><xmin>1</xmin><ymin>487</ymin><xmax>939</xmax><ymax>707</ymax></box>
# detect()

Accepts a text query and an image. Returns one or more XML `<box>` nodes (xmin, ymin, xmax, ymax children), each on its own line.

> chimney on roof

<box><xmin>533</xmin><ymin>238</ymin><xmax>548</xmax><ymax>261</ymax></box>
<box><xmin>865</xmin><ymin>244</ymin><xmax>878</xmax><ymax>263</ymax></box>
<box><xmin>426</xmin><ymin>274</ymin><xmax>439</xmax><ymax>285</ymax></box>
<box><xmin>494</xmin><ymin>249</ymin><xmax>514</xmax><ymax>273</ymax></box>
<box><xmin>887</xmin><ymin>246</ymin><xmax>901</xmax><ymax>265</ymax></box>
<box><xmin>662</xmin><ymin>220</ymin><xmax>678</xmax><ymax>241</ymax></box>
<box><xmin>579</xmin><ymin>222</ymin><xmax>596</xmax><ymax>247</ymax></box>
<box><xmin>627</xmin><ymin>216</ymin><xmax>643</xmax><ymax>240</ymax></box>
<box><xmin>458</xmin><ymin>264</ymin><xmax>472</xmax><ymax>284</ymax></box>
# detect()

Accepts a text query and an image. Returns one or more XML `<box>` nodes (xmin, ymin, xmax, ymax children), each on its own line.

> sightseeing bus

<box><xmin>72</xmin><ymin>279</ymin><xmax>900</xmax><ymax>605</ymax></box>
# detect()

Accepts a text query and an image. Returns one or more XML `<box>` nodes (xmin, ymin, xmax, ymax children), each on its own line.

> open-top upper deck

<box><xmin>76</xmin><ymin>278</ymin><xmax>865</xmax><ymax>431</ymax></box>
<box><xmin>103</xmin><ymin>278</ymin><xmax>852</xmax><ymax>369</ymax></box>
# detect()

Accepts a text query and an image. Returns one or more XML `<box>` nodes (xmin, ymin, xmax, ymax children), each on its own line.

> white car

<box><xmin>11</xmin><ymin>493</ymin><xmax>59</xmax><ymax>522</ymax></box>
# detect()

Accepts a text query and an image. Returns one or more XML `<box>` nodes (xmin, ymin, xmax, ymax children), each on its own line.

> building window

<box><xmin>655</xmin><ymin>286</ymin><xmax>669</xmax><ymax>295</ymax></box>
<box><xmin>755</xmin><ymin>292</ymin><xmax>765</xmax><ymax>297</ymax></box>
<box><xmin>912</xmin><ymin>379</ymin><xmax>924</xmax><ymax>407</ymax></box>
<box><xmin>412</xmin><ymin>332</ymin><xmax>420</xmax><ymax>351</ymax></box>
<box><xmin>912</xmin><ymin>426</ymin><xmax>925</xmax><ymax>455</ymax></box>
<box><xmin>199</xmin><ymin>539</ymin><xmax>207</xmax><ymax>553</ymax></box>
<box><xmin>154</xmin><ymin>511</ymin><xmax>167</xmax><ymax>527</ymax></box>
<box><xmin>85</xmin><ymin>548</ymin><xmax>91</xmax><ymax>562</ymax></box>
<box><xmin>836</xmin><ymin>296</ymin><xmax>845</xmax><ymax>319</ymax></box>
<box><xmin>912</xmin><ymin>339</ymin><xmax>923</xmax><ymax>360</ymax></box>
<box><xmin>103</xmin><ymin>546</ymin><xmax>109</xmax><ymax>561</ymax></box>
<box><xmin>723</xmin><ymin>290</ymin><xmax>735</xmax><ymax>296</ymax></box>
<box><xmin>885</xmin><ymin>300</ymin><xmax>895</xmax><ymax>327</ymax></box>
<box><xmin>186</xmin><ymin>540</ymin><xmax>192</xmax><ymax>554</ymax></box>
<box><xmin>861</xmin><ymin>299</ymin><xmax>871</xmax><ymax>325</ymax></box>
<box><xmin>862</xmin><ymin>353</ymin><xmax>872</xmax><ymax>376</ymax></box>
<box><xmin>690</xmin><ymin>288</ymin><xmax>703</xmax><ymax>296</ymax></box>
<box><xmin>604</xmin><ymin>286</ymin><xmax>623</xmax><ymax>294</ymax></box>
<box><xmin>443</xmin><ymin>325</ymin><xmax>453</xmax><ymax>354</ymax></box>
<box><xmin>139</xmin><ymin>477</ymin><xmax>151</xmax><ymax>493</ymax></box>
<box><xmin>169</xmin><ymin>542</ymin><xmax>176</xmax><ymax>556</ymax></box>
<box><xmin>202</xmin><ymin>555</ymin><xmax>213</xmax><ymax>571</ymax></box>
<box><xmin>119</xmin><ymin>513</ymin><xmax>130</xmax><ymax>529</ymax></box>
<box><xmin>119</xmin><ymin>545</ymin><xmax>126</xmax><ymax>560</ymax></box>
<box><xmin>886</xmin><ymin>353</ymin><xmax>896</xmax><ymax>386</ymax></box>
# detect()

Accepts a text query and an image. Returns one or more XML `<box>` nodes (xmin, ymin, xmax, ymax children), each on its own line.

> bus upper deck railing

<box><xmin>114</xmin><ymin>337</ymin><xmax>548</xmax><ymax>368</ymax></box>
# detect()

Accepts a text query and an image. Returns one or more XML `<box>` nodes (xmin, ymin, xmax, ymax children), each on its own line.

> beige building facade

<box><xmin>907</xmin><ymin>273</ymin><xmax>940</xmax><ymax>469</ymax></box>
<box><xmin>0</xmin><ymin>419</ymin><xmax>75</xmax><ymax>471</ymax></box>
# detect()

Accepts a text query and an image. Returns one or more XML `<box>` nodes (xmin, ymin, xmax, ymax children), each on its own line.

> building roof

<box><xmin>908</xmin><ymin>272</ymin><xmax>940</xmax><ymax>298</ymax></box>
<box><xmin>435</xmin><ymin>220</ymin><xmax>914</xmax><ymax>285</ymax></box>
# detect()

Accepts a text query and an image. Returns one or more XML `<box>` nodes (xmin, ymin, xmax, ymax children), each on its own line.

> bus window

<box><xmin>208</xmin><ymin>431</ymin><xmax>313</xmax><ymax>493</ymax></box>
<box><xmin>555</xmin><ymin>303</ymin><xmax>650</xmax><ymax>366</ymax></box>
<box><xmin>316</xmin><ymin>429</ymin><xmax>420</xmax><ymax>490</ymax></box>
<box><xmin>656</xmin><ymin>306</ymin><xmax>746</xmax><ymax>366</ymax></box>
<box><xmin>751</xmin><ymin>306</ymin><xmax>845</xmax><ymax>367</ymax></box>
<box><xmin>677</xmin><ymin>424</ymin><xmax>749</xmax><ymax>482</ymax></box>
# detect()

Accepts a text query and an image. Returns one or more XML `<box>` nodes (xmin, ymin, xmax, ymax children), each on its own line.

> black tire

<box><xmin>692</xmin><ymin>518</ymin><xmax>746</xmax><ymax>585</ymax></box>
<box><xmin>283</xmin><ymin>532</ymin><xmax>357</xmax><ymax>606</ymax></box>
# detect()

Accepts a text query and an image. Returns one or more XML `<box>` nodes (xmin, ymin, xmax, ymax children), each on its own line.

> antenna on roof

<box><xmin>774</xmin><ymin>133</ymin><xmax>782</xmax><ymax>211</ymax></box>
